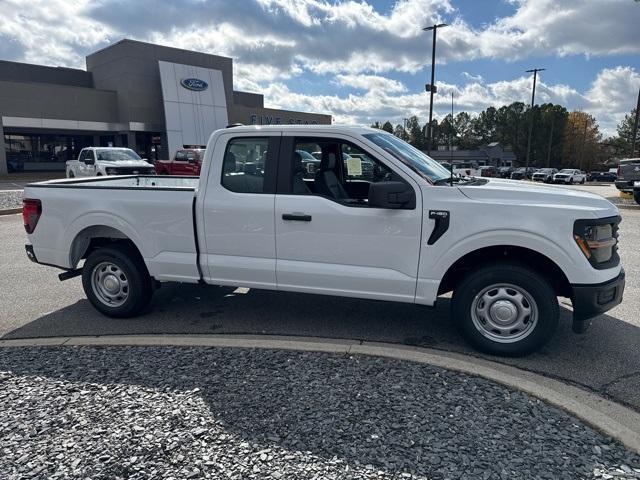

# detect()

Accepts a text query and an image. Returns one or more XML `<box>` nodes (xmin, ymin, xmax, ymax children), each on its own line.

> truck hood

<box><xmin>459</xmin><ymin>178</ymin><xmax>618</xmax><ymax>215</ymax></box>
<box><xmin>99</xmin><ymin>160</ymin><xmax>152</xmax><ymax>168</ymax></box>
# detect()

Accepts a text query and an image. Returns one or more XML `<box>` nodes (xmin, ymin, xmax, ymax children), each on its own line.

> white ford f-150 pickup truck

<box><xmin>23</xmin><ymin>125</ymin><xmax>624</xmax><ymax>356</ymax></box>
<box><xmin>66</xmin><ymin>147</ymin><xmax>155</xmax><ymax>178</ymax></box>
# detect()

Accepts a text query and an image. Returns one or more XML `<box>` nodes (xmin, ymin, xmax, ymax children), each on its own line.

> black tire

<box><xmin>634</xmin><ymin>190</ymin><xmax>640</xmax><ymax>206</ymax></box>
<box><xmin>581</xmin><ymin>178</ymin><xmax>586</xmax><ymax>184</ymax></box>
<box><xmin>451</xmin><ymin>262</ymin><xmax>559</xmax><ymax>356</ymax></box>
<box><xmin>68</xmin><ymin>171</ymin><xmax>75</xmax><ymax>178</ymax></box>
<box><xmin>82</xmin><ymin>245</ymin><xmax>153</xmax><ymax>318</ymax></box>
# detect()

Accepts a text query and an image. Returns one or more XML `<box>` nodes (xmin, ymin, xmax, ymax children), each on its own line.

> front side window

<box><xmin>222</xmin><ymin>137</ymin><xmax>269</xmax><ymax>193</ymax></box>
<box><xmin>290</xmin><ymin>137</ymin><xmax>402</xmax><ymax>206</ymax></box>
<box><xmin>175</xmin><ymin>151</ymin><xmax>187</xmax><ymax>161</ymax></box>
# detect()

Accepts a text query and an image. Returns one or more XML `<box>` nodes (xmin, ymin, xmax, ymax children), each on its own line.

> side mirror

<box><xmin>368</xmin><ymin>181</ymin><xmax>415</xmax><ymax>209</ymax></box>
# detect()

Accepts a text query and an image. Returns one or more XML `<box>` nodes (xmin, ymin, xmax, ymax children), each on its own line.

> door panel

<box><xmin>275</xmin><ymin>193</ymin><xmax>422</xmax><ymax>302</ymax></box>
<box><xmin>201</xmin><ymin>133</ymin><xmax>280</xmax><ymax>289</ymax></box>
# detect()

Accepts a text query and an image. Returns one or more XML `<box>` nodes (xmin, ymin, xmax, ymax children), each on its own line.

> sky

<box><xmin>0</xmin><ymin>0</ymin><xmax>638</xmax><ymax>136</ymax></box>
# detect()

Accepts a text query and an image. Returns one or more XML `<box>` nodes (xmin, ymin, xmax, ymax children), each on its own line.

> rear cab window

<box><xmin>221</xmin><ymin>137</ymin><xmax>277</xmax><ymax>194</ymax></box>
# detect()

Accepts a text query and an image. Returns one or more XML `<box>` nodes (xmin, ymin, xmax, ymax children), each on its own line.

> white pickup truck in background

<box><xmin>23</xmin><ymin>125</ymin><xmax>624</xmax><ymax>356</ymax></box>
<box><xmin>66</xmin><ymin>147</ymin><xmax>156</xmax><ymax>178</ymax></box>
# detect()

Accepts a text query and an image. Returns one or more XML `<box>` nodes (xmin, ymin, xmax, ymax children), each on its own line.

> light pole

<box><xmin>525</xmin><ymin>68</ymin><xmax>545</xmax><ymax>172</ymax></box>
<box><xmin>423</xmin><ymin>23</ymin><xmax>447</xmax><ymax>154</ymax></box>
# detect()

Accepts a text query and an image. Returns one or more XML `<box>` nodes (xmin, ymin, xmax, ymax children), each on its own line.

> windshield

<box><xmin>96</xmin><ymin>149</ymin><xmax>143</xmax><ymax>162</ymax></box>
<box><xmin>363</xmin><ymin>132</ymin><xmax>451</xmax><ymax>183</ymax></box>
<box><xmin>559</xmin><ymin>169</ymin><xmax>574</xmax><ymax>173</ymax></box>
<box><xmin>537</xmin><ymin>169</ymin><xmax>553</xmax><ymax>173</ymax></box>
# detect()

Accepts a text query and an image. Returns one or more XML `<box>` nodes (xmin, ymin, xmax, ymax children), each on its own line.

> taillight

<box><xmin>23</xmin><ymin>199</ymin><xmax>42</xmax><ymax>234</ymax></box>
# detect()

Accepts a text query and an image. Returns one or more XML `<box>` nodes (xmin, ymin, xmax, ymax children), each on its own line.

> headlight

<box><xmin>105</xmin><ymin>168</ymin><xmax>117</xmax><ymax>175</ymax></box>
<box><xmin>573</xmin><ymin>217</ymin><xmax>620</xmax><ymax>268</ymax></box>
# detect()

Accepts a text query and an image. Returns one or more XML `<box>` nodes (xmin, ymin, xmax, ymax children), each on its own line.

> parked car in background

<box><xmin>531</xmin><ymin>168</ymin><xmax>558</xmax><ymax>183</ymax></box>
<box><xmin>497</xmin><ymin>166</ymin><xmax>514</xmax><ymax>178</ymax></box>
<box><xmin>587</xmin><ymin>171</ymin><xmax>617</xmax><ymax>183</ymax></box>
<box><xmin>553</xmin><ymin>169</ymin><xmax>586</xmax><ymax>184</ymax></box>
<box><xmin>155</xmin><ymin>149</ymin><xmax>205</xmax><ymax>176</ymax></box>
<box><xmin>453</xmin><ymin>162</ymin><xmax>481</xmax><ymax>177</ymax></box>
<box><xmin>297</xmin><ymin>149</ymin><xmax>321</xmax><ymax>176</ymax></box>
<box><xmin>24</xmin><ymin>124</ymin><xmax>625</xmax><ymax>356</ymax></box>
<box><xmin>66</xmin><ymin>147</ymin><xmax>155</xmax><ymax>178</ymax></box>
<box><xmin>479</xmin><ymin>166</ymin><xmax>497</xmax><ymax>177</ymax></box>
<box><xmin>510</xmin><ymin>167</ymin><xmax>536</xmax><ymax>180</ymax></box>
<box><xmin>615</xmin><ymin>158</ymin><xmax>640</xmax><ymax>193</ymax></box>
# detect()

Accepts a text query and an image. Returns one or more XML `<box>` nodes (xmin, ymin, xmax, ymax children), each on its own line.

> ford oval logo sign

<box><xmin>180</xmin><ymin>78</ymin><xmax>208</xmax><ymax>91</ymax></box>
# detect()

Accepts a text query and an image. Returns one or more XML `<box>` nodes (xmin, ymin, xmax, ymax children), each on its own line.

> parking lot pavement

<box><xmin>1</xmin><ymin>194</ymin><xmax>640</xmax><ymax>411</ymax></box>
<box><xmin>2</xmin><ymin>346</ymin><xmax>639</xmax><ymax>479</ymax></box>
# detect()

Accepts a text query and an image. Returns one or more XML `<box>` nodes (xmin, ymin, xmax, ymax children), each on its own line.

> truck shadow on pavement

<box><xmin>3</xmin><ymin>282</ymin><xmax>640</xmax><ymax>412</ymax></box>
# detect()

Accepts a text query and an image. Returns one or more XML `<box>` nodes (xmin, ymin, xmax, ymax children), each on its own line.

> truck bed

<box><xmin>24</xmin><ymin>175</ymin><xmax>201</xmax><ymax>282</ymax></box>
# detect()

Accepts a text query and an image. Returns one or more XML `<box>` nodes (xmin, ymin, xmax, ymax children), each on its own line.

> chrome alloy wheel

<box><xmin>91</xmin><ymin>261</ymin><xmax>129</xmax><ymax>307</ymax></box>
<box><xmin>470</xmin><ymin>283</ymin><xmax>538</xmax><ymax>343</ymax></box>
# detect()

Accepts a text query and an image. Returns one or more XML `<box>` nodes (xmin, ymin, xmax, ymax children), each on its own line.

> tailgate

<box><xmin>619</xmin><ymin>159</ymin><xmax>640</xmax><ymax>180</ymax></box>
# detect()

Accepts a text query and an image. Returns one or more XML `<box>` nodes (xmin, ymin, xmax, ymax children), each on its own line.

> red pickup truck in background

<box><xmin>155</xmin><ymin>148</ymin><xmax>205</xmax><ymax>176</ymax></box>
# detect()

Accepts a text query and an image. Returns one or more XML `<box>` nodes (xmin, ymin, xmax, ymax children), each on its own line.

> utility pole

<box><xmin>403</xmin><ymin>118</ymin><xmax>408</xmax><ymax>141</ymax></box>
<box><xmin>632</xmin><ymin>87</ymin><xmax>640</xmax><ymax>156</ymax></box>
<box><xmin>525</xmin><ymin>68</ymin><xmax>545</xmax><ymax>172</ymax></box>
<box><xmin>423</xmin><ymin>23</ymin><xmax>447</xmax><ymax>154</ymax></box>
<box><xmin>546</xmin><ymin>113</ymin><xmax>555</xmax><ymax>168</ymax></box>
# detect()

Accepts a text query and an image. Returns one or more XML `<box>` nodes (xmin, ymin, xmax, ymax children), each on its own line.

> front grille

<box><xmin>110</xmin><ymin>167</ymin><xmax>154</xmax><ymax>175</ymax></box>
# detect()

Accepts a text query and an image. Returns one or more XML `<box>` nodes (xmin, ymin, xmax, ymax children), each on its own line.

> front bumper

<box><xmin>571</xmin><ymin>269</ymin><xmax>625</xmax><ymax>333</ymax></box>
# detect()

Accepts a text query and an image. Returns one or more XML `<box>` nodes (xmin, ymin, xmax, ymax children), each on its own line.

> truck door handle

<box><xmin>282</xmin><ymin>213</ymin><xmax>312</xmax><ymax>222</ymax></box>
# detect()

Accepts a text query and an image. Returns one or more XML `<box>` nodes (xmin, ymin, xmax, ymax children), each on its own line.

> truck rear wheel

<box><xmin>82</xmin><ymin>245</ymin><xmax>153</xmax><ymax>318</ymax></box>
<box><xmin>452</xmin><ymin>263</ymin><xmax>559</xmax><ymax>356</ymax></box>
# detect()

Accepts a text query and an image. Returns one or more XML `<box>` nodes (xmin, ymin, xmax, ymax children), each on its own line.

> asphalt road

<box><xmin>1</xmin><ymin>184</ymin><xmax>639</xmax><ymax>411</ymax></box>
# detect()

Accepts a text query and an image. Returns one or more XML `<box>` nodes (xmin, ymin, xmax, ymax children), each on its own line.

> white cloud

<box><xmin>335</xmin><ymin>74</ymin><xmax>407</xmax><ymax>93</ymax></box>
<box><xmin>258</xmin><ymin>66</ymin><xmax>639</xmax><ymax>136</ymax></box>
<box><xmin>0</xmin><ymin>0</ymin><xmax>637</xmax><ymax>135</ymax></box>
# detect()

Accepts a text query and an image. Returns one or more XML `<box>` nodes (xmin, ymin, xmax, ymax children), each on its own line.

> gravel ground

<box><xmin>1</xmin><ymin>347</ymin><xmax>639</xmax><ymax>480</ymax></box>
<box><xmin>0</xmin><ymin>190</ymin><xmax>22</xmax><ymax>210</ymax></box>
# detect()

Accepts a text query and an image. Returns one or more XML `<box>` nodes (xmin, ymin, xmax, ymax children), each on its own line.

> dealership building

<box><xmin>0</xmin><ymin>39</ymin><xmax>332</xmax><ymax>173</ymax></box>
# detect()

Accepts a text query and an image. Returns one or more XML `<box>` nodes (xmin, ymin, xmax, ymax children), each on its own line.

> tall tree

<box><xmin>563</xmin><ymin>111</ymin><xmax>601</xmax><ymax>170</ymax></box>
<box><xmin>382</xmin><ymin>121</ymin><xmax>394</xmax><ymax>133</ymax></box>
<box><xmin>405</xmin><ymin>116</ymin><xmax>424</xmax><ymax>150</ymax></box>
<box><xmin>615</xmin><ymin>108</ymin><xmax>640</xmax><ymax>156</ymax></box>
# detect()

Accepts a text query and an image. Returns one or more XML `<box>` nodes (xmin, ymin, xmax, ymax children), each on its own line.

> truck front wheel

<box><xmin>452</xmin><ymin>263</ymin><xmax>559</xmax><ymax>356</ymax></box>
<box><xmin>82</xmin><ymin>245</ymin><xmax>153</xmax><ymax>318</ymax></box>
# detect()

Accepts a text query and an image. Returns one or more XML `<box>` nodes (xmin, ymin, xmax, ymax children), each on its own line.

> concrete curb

<box><xmin>616</xmin><ymin>204</ymin><xmax>640</xmax><ymax>211</ymax></box>
<box><xmin>0</xmin><ymin>208</ymin><xmax>21</xmax><ymax>216</ymax></box>
<box><xmin>1</xmin><ymin>333</ymin><xmax>640</xmax><ymax>454</ymax></box>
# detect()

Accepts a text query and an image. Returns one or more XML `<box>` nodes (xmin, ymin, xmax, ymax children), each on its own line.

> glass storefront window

<box><xmin>4</xmin><ymin>133</ymin><xmax>94</xmax><ymax>171</ymax></box>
